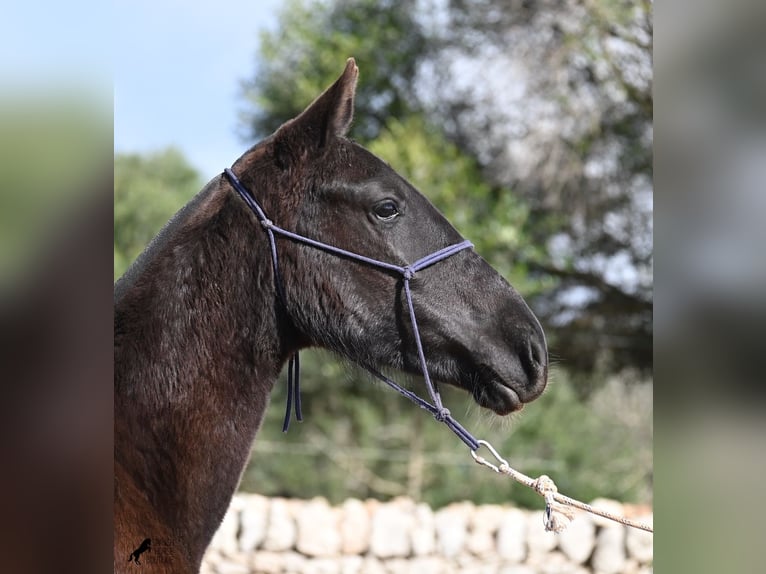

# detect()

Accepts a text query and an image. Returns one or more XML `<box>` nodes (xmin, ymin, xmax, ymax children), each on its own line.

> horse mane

<box><xmin>114</xmin><ymin>174</ymin><xmax>224</xmax><ymax>305</ymax></box>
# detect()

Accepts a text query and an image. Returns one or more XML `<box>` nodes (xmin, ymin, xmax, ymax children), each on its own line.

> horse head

<box><xmin>231</xmin><ymin>59</ymin><xmax>547</xmax><ymax>415</ymax></box>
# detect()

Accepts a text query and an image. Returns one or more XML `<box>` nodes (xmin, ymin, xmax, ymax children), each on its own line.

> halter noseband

<box><xmin>224</xmin><ymin>168</ymin><xmax>479</xmax><ymax>450</ymax></box>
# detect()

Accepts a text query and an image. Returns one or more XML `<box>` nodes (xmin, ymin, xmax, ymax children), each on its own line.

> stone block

<box><xmin>282</xmin><ymin>550</ymin><xmax>308</xmax><ymax>573</ymax></box>
<box><xmin>591</xmin><ymin>525</ymin><xmax>626</xmax><ymax>574</ymax></box>
<box><xmin>210</xmin><ymin>502</ymin><xmax>241</xmax><ymax>556</ymax></box>
<box><xmin>526</xmin><ymin>510</ymin><xmax>558</xmax><ymax>557</ymax></box>
<box><xmin>497</xmin><ymin>508</ymin><xmax>527</xmax><ymax>563</ymax></box>
<box><xmin>557</xmin><ymin>513</ymin><xmax>595</xmax><ymax>565</ymax></box>
<box><xmin>467</xmin><ymin>504</ymin><xmax>505</xmax><ymax>557</ymax></box>
<box><xmin>409</xmin><ymin>556</ymin><xmax>450</xmax><ymax>574</ymax></box>
<box><xmin>626</xmin><ymin>515</ymin><xmax>653</xmax><ymax>563</ymax></box>
<box><xmin>360</xmin><ymin>556</ymin><xmax>388</xmax><ymax>574</ymax></box>
<box><xmin>215</xmin><ymin>560</ymin><xmax>250</xmax><ymax>574</ymax></box>
<box><xmin>262</xmin><ymin>498</ymin><xmax>296</xmax><ymax>551</ymax></box>
<box><xmin>411</xmin><ymin>503</ymin><xmax>436</xmax><ymax>556</ymax></box>
<box><xmin>303</xmin><ymin>557</ymin><xmax>342</xmax><ymax>574</ymax></box>
<box><xmin>499</xmin><ymin>565</ymin><xmax>537</xmax><ymax>574</ymax></box>
<box><xmin>530</xmin><ymin>550</ymin><xmax>589</xmax><ymax>574</ymax></box>
<box><xmin>435</xmin><ymin>502</ymin><xmax>473</xmax><ymax>558</ymax></box>
<box><xmin>340</xmin><ymin>498</ymin><xmax>370</xmax><ymax>555</ymax></box>
<box><xmin>385</xmin><ymin>557</ymin><xmax>412</xmax><ymax>574</ymax></box>
<box><xmin>239</xmin><ymin>494</ymin><xmax>269</xmax><ymax>552</ymax></box>
<box><xmin>339</xmin><ymin>555</ymin><xmax>364</xmax><ymax>574</ymax></box>
<box><xmin>369</xmin><ymin>498</ymin><xmax>414</xmax><ymax>558</ymax></box>
<box><xmin>296</xmin><ymin>497</ymin><xmax>341</xmax><ymax>557</ymax></box>
<box><xmin>250</xmin><ymin>550</ymin><xmax>284</xmax><ymax>574</ymax></box>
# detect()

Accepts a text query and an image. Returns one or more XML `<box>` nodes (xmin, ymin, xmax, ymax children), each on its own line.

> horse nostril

<box><xmin>530</xmin><ymin>339</ymin><xmax>543</xmax><ymax>368</ymax></box>
<box><xmin>520</xmin><ymin>335</ymin><xmax>548</xmax><ymax>385</ymax></box>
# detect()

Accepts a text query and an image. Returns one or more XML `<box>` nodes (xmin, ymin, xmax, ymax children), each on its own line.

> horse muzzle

<box><xmin>469</xmin><ymin>326</ymin><xmax>549</xmax><ymax>415</ymax></box>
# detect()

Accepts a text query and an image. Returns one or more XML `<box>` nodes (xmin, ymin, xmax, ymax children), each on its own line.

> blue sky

<box><xmin>114</xmin><ymin>0</ymin><xmax>282</xmax><ymax>180</ymax></box>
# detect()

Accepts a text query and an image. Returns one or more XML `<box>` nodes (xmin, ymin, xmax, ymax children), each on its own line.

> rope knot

<box><xmin>260</xmin><ymin>218</ymin><xmax>274</xmax><ymax>230</ymax></box>
<box><xmin>403</xmin><ymin>267</ymin><xmax>415</xmax><ymax>281</ymax></box>
<box><xmin>434</xmin><ymin>408</ymin><xmax>451</xmax><ymax>422</ymax></box>
<box><xmin>532</xmin><ymin>475</ymin><xmax>574</xmax><ymax>533</ymax></box>
<box><xmin>533</xmin><ymin>475</ymin><xmax>558</xmax><ymax>497</ymax></box>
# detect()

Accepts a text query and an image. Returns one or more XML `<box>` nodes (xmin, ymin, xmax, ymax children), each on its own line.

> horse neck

<box><xmin>115</xmin><ymin>175</ymin><xmax>291</xmax><ymax>562</ymax></box>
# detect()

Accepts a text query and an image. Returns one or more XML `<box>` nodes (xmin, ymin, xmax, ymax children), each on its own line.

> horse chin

<box><xmin>472</xmin><ymin>380</ymin><xmax>524</xmax><ymax>416</ymax></box>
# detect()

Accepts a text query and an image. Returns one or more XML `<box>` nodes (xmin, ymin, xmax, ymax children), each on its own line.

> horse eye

<box><xmin>372</xmin><ymin>200</ymin><xmax>400</xmax><ymax>221</ymax></box>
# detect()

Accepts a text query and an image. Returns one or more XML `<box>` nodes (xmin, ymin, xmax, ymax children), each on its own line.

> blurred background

<box><xmin>115</xmin><ymin>0</ymin><xmax>653</xmax><ymax>511</ymax></box>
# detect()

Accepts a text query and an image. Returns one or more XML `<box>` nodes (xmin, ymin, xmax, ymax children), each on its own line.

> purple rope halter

<box><xmin>224</xmin><ymin>168</ymin><xmax>480</xmax><ymax>450</ymax></box>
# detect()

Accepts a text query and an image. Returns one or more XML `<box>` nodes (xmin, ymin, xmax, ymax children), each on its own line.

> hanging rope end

<box><xmin>544</xmin><ymin>503</ymin><xmax>575</xmax><ymax>533</ymax></box>
<box><xmin>532</xmin><ymin>475</ymin><xmax>574</xmax><ymax>533</ymax></box>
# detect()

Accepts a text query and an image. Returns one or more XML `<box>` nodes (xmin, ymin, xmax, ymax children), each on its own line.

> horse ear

<box><xmin>274</xmin><ymin>58</ymin><xmax>359</xmax><ymax>163</ymax></box>
<box><xmin>317</xmin><ymin>57</ymin><xmax>358</xmax><ymax>139</ymax></box>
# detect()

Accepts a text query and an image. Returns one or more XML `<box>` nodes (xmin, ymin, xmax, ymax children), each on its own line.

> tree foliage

<box><xmin>114</xmin><ymin>148</ymin><xmax>202</xmax><ymax>279</ymax></box>
<box><xmin>434</xmin><ymin>0</ymin><xmax>653</xmax><ymax>374</ymax></box>
<box><xmin>241</xmin><ymin>0</ymin><xmax>429</xmax><ymax>142</ymax></box>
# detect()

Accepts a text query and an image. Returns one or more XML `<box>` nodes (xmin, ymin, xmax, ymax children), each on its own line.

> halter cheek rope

<box><xmin>224</xmin><ymin>168</ymin><xmax>653</xmax><ymax>534</ymax></box>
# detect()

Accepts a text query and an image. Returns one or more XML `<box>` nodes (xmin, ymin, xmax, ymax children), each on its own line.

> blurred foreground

<box><xmin>0</xmin><ymin>89</ymin><xmax>112</xmax><ymax>573</ymax></box>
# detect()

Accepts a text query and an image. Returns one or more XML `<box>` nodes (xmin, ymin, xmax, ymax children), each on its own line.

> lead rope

<box><xmin>223</xmin><ymin>168</ymin><xmax>653</xmax><ymax>534</ymax></box>
<box><xmin>471</xmin><ymin>440</ymin><xmax>653</xmax><ymax>533</ymax></box>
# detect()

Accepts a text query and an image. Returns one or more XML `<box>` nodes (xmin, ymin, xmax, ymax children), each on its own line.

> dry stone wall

<box><xmin>202</xmin><ymin>495</ymin><xmax>652</xmax><ymax>574</ymax></box>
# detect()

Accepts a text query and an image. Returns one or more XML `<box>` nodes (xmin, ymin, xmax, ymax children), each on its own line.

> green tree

<box><xmin>241</xmin><ymin>0</ymin><xmax>428</xmax><ymax>142</ymax></box>
<box><xmin>439</xmin><ymin>0</ymin><xmax>653</xmax><ymax>375</ymax></box>
<box><xmin>114</xmin><ymin>148</ymin><xmax>202</xmax><ymax>279</ymax></box>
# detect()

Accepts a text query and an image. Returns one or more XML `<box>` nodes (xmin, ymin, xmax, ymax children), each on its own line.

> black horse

<box><xmin>114</xmin><ymin>58</ymin><xmax>548</xmax><ymax>572</ymax></box>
